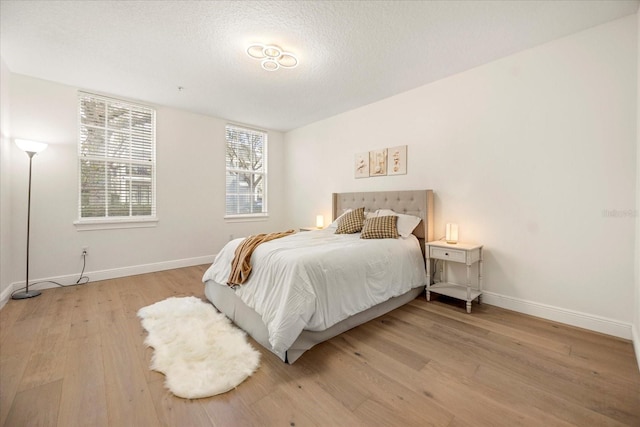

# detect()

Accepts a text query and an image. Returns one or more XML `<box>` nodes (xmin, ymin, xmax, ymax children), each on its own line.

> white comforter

<box><xmin>202</xmin><ymin>228</ymin><xmax>426</xmax><ymax>357</ymax></box>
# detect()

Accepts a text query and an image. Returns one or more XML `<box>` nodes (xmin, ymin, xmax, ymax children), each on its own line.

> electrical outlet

<box><xmin>82</xmin><ymin>246</ymin><xmax>89</xmax><ymax>256</ymax></box>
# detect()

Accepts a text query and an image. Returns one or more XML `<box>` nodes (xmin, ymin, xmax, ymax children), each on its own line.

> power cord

<box><xmin>9</xmin><ymin>251</ymin><xmax>90</xmax><ymax>298</ymax></box>
<box><xmin>76</xmin><ymin>250</ymin><xmax>89</xmax><ymax>284</ymax></box>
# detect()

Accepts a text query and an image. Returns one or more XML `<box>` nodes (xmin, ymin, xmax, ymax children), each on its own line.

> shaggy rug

<box><xmin>137</xmin><ymin>296</ymin><xmax>260</xmax><ymax>399</ymax></box>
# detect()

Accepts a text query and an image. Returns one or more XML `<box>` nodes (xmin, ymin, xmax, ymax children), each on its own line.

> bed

<box><xmin>202</xmin><ymin>189</ymin><xmax>434</xmax><ymax>363</ymax></box>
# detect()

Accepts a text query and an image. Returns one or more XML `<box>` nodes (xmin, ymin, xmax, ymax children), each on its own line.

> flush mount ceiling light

<box><xmin>246</xmin><ymin>43</ymin><xmax>298</xmax><ymax>71</ymax></box>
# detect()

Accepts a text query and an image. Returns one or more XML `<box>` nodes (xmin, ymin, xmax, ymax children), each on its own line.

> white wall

<box><xmin>285</xmin><ymin>16</ymin><xmax>638</xmax><ymax>338</ymax></box>
<box><xmin>0</xmin><ymin>59</ymin><xmax>12</xmax><ymax>303</ymax></box>
<box><xmin>634</xmin><ymin>9</ymin><xmax>640</xmax><ymax>370</ymax></box>
<box><xmin>5</xmin><ymin>74</ymin><xmax>286</xmax><ymax>296</ymax></box>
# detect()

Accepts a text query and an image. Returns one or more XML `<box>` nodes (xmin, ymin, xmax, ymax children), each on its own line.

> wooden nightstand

<box><xmin>426</xmin><ymin>241</ymin><xmax>484</xmax><ymax>313</ymax></box>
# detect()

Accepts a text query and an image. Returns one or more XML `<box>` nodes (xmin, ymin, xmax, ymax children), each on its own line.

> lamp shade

<box><xmin>15</xmin><ymin>139</ymin><xmax>48</xmax><ymax>154</ymax></box>
<box><xmin>445</xmin><ymin>223</ymin><xmax>459</xmax><ymax>244</ymax></box>
<box><xmin>316</xmin><ymin>215</ymin><xmax>324</xmax><ymax>228</ymax></box>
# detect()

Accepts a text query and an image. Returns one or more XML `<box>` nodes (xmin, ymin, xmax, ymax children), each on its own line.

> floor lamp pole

<box><xmin>12</xmin><ymin>150</ymin><xmax>41</xmax><ymax>300</ymax></box>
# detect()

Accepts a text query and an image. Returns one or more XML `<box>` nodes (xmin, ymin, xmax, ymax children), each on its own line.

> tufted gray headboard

<box><xmin>332</xmin><ymin>190</ymin><xmax>434</xmax><ymax>242</ymax></box>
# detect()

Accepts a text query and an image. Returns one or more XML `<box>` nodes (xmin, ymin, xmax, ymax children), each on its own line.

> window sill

<box><xmin>224</xmin><ymin>214</ymin><xmax>269</xmax><ymax>223</ymax></box>
<box><xmin>74</xmin><ymin>217</ymin><xmax>159</xmax><ymax>231</ymax></box>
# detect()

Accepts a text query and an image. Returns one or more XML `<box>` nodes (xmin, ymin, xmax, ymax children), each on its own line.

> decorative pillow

<box><xmin>328</xmin><ymin>209</ymin><xmax>352</xmax><ymax>228</ymax></box>
<box><xmin>329</xmin><ymin>209</ymin><xmax>376</xmax><ymax>228</ymax></box>
<box><xmin>360</xmin><ymin>215</ymin><xmax>399</xmax><ymax>239</ymax></box>
<box><xmin>334</xmin><ymin>207</ymin><xmax>365</xmax><ymax>234</ymax></box>
<box><xmin>376</xmin><ymin>209</ymin><xmax>421</xmax><ymax>237</ymax></box>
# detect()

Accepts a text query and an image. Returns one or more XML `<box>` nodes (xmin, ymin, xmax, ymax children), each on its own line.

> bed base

<box><xmin>205</xmin><ymin>280</ymin><xmax>424</xmax><ymax>363</ymax></box>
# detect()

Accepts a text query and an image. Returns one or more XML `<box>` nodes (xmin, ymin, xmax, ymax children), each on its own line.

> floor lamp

<box><xmin>12</xmin><ymin>139</ymin><xmax>48</xmax><ymax>300</ymax></box>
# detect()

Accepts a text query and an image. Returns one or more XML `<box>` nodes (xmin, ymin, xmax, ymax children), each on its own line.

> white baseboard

<box><xmin>0</xmin><ymin>284</ymin><xmax>13</xmax><ymax>309</ymax></box>
<box><xmin>482</xmin><ymin>291</ymin><xmax>633</xmax><ymax>340</ymax></box>
<box><xmin>0</xmin><ymin>255</ymin><xmax>216</xmax><ymax>308</ymax></box>
<box><xmin>633</xmin><ymin>324</ymin><xmax>640</xmax><ymax>373</ymax></box>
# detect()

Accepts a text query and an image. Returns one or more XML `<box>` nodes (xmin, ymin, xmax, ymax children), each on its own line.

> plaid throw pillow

<box><xmin>360</xmin><ymin>215</ymin><xmax>399</xmax><ymax>239</ymax></box>
<box><xmin>335</xmin><ymin>207</ymin><xmax>365</xmax><ymax>234</ymax></box>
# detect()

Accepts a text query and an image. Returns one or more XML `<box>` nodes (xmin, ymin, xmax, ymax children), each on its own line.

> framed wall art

<box><xmin>354</xmin><ymin>152</ymin><xmax>369</xmax><ymax>178</ymax></box>
<box><xmin>387</xmin><ymin>145</ymin><xmax>407</xmax><ymax>175</ymax></box>
<box><xmin>369</xmin><ymin>149</ymin><xmax>387</xmax><ymax>177</ymax></box>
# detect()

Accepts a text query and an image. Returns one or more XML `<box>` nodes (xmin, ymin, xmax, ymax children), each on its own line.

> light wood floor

<box><xmin>1</xmin><ymin>265</ymin><xmax>639</xmax><ymax>426</ymax></box>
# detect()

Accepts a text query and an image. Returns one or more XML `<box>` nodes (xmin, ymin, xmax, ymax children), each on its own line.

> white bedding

<box><xmin>202</xmin><ymin>228</ymin><xmax>426</xmax><ymax>358</ymax></box>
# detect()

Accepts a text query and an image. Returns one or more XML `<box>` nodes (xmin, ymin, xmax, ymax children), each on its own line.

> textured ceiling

<box><xmin>1</xmin><ymin>1</ymin><xmax>638</xmax><ymax>132</ymax></box>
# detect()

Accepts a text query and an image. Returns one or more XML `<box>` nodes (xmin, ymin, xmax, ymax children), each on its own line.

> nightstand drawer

<box><xmin>429</xmin><ymin>246</ymin><xmax>466</xmax><ymax>263</ymax></box>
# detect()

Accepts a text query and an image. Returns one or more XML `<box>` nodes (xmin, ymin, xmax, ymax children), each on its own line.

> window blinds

<box><xmin>225</xmin><ymin>125</ymin><xmax>267</xmax><ymax>216</ymax></box>
<box><xmin>78</xmin><ymin>92</ymin><xmax>156</xmax><ymax>219</ymax></box>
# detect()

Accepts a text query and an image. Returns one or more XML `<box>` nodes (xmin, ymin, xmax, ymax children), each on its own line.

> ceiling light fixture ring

<box><xmin>262</xmin><ymin>45</ymin><xmax>282</xmax><ymax>59</ymax></box>
<box><xmin>278</xmin><ymin>52</ymin><xmax>298</xmax><ymax>68</ymax></box>
<box><xmin>247</xmin><ymin>43</ymin><xmax>267</xmax><ymax>59</ymax></box>
<box><xmin>261</xmin><ymin>59</ymin><xmax>280</xmax><ymax>71</ymax></box>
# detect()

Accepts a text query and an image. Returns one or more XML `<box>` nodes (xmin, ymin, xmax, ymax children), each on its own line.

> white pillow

<box><xmin>375</xmin><ymin>209</ymin><xmax>421</xmax><ymax>237</ymax></box>
<box><xmin>365</xmin><ymin>210</ymin><xmax>378</xmax><ymax>220</ymax></box>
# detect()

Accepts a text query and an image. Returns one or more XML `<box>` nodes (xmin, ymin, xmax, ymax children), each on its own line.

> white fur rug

<box><xmin>137</xmin><ymin>296</ymin><xmax>260</xmax><ymax>399</ymax></box>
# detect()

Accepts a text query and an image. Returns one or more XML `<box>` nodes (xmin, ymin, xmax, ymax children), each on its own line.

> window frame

<box><xmin>74</xmin><ymin>92</ymin><xmax>157</xmax><ymax>230</ymax></box>
<box><xmin>224</xmin><ymin>124</ymin><xmax>268</xmax><ymax>219</ymax></box>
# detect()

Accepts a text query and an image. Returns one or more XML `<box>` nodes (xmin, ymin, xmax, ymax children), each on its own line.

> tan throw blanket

<box><xmin>227</xmin><ymin>229</ymin><xmax>296</xmax><ymax>286</ymax></box>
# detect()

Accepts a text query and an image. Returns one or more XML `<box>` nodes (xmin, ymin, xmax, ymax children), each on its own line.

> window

<box><xmin>225</xmin><ymin>125</ymin><xmax>267</xmax><ymax>217</ymax></box>
<box><xmin>77</xmin><ymin>92</ymin><xmax>156</xmax><ymax>223</ymax></box>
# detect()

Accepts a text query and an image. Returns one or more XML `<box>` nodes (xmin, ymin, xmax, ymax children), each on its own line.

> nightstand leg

<box><xmin>466</xmin><ymin>263</ymin><xmax>471</xmax><ymax>313</ymax></box>
<box><xmin>426</xmin><ymin>257</ymin><xmax>431</xmax><ymax>301</ymax></box>
<box><xmin>478</xmin><ymin>248</ymin><xmax>483</xmax><ymax>305</ymax></box>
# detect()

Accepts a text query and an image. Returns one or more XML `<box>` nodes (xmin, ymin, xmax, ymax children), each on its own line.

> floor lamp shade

<box><xmin>15</xmin><ymin>139</ymin><xmax>48</xmax><ymax>154</ymax></box>
<box><xmin>12</xmin><ymin>139</ymin><xmax>48</xmax><ymax>300</ymax></box>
